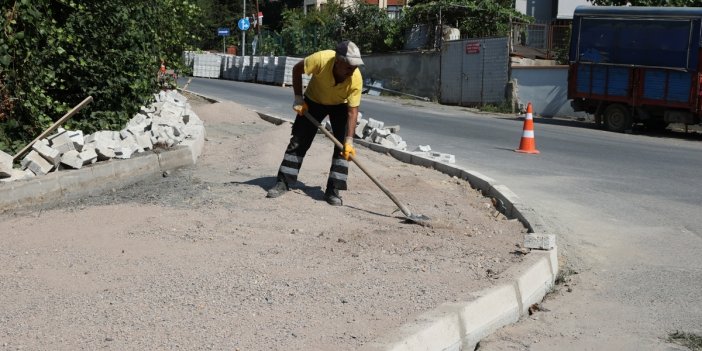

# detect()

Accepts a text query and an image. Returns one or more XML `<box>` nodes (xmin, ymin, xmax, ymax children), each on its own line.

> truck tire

<box><xmin>604</xmin><ymin>104</ymin><xmax>633</xmax><ymax>133</ymax></box>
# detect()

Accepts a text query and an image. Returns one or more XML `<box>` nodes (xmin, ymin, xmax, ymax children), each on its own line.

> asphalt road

<box><xmin>180</xmin><ymin>77</ymin><xmax>702</xmax><ymax>349</ymax></box>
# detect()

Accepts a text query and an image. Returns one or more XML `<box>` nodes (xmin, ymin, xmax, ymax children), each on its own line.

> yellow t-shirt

<box><xmin>303</xmin><ymin>50</ymin><xmax>362</xmax><ymax>108</ymax></box>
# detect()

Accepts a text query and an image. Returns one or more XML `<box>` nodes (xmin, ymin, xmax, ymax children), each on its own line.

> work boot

<box><xmin>266</xmin><ymin>180</ymin><xmax>289</xmax><ymax>198</ymax></box>
<box><xmin>324</xmin><ymin>187</ymin><xmax>343</xmax><ymax>206</ymax></box>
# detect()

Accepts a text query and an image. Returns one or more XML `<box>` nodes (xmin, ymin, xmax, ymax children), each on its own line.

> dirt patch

<box><xmin>0</xmin><ymin>99</ymin><xmax>528</xmax><ymax>350</ymax></box>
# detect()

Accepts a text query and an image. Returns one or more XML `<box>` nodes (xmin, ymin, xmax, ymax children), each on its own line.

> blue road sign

<box><xmin>217</xmin><ymin>27</ymin><xmax>230</xmax><ymax>36</ymax></box>
<box><xmin>237</xmin><ymin>18</ymin><xmax>250</xmax><ymax>31</ymax></box>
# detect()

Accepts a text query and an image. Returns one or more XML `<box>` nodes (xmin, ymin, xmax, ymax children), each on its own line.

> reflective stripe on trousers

<box><xmin>328</xmin><ymin>156</ymin><xmax>349</xmax><ymax>190</ymax></box>
<box><xmin>278</xmin><ymin>153</ymin><xmax>303</xmax><ymax>185</ymax></box>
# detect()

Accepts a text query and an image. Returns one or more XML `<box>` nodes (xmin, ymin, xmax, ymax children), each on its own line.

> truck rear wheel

<box><xmin>604</xmin><ymin>104</ymin><xmax>633</xmax><ymax>133</ymax></box>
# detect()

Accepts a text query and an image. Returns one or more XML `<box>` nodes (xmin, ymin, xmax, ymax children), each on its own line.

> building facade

<box><xmin>303</xmin><ymin>0</ymin><xmax>406</xmax><ymax>18</ymax></box>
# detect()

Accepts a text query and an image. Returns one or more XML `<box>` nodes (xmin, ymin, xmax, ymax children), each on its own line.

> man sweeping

<box><xmin>266</xmin><ymin>40</ymin><xmax>364</xmax><ymax>206</ymax></box>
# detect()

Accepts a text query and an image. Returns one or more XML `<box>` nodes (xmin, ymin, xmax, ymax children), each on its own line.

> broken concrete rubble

<box><xmin>354</xmin><ymin>116</ymin><xmax>455</xmax><ymax>164</ymax></box>
<box><xmin>21</xmin><ymin>150</ymin><xmax>54</xmax><ymax>176</ymax></box>
<box><xmin>32</xmin><ymin>142</ymin><xmax>61</xmax><ymax>167</ymax></box>
<box><xmin>60</xmin><ymin>150</ymin><xmax>83</xmax><ymax>169</ymax></box>
<box><xmin>0</xmin><ymin>150</ymin><xmax>15</xmax><ymax>178</ymax></box>
<box><xmin>1</xmin><ymin>90</ymin><xmax>204</xmax><ymax>183</ymax></box>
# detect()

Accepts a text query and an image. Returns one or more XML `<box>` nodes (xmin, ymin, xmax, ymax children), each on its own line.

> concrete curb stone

<box><xmin>257</xmin><ymin>111</ymin><xmax>559</xmax><ymax>351</ymax></box>
<box><xmin>0</xmin><ymin>121</ymin><xmax>206</xmax><ymax>211</ymax></box>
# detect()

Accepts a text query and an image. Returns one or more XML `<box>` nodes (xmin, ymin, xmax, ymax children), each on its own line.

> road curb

<box><xmin>256</xmin><ymin>111</ymin><xmax>559</xmax><ymax>351</ymax></box>
<box><xmin>0</xmin><ymin>132</ymin><xmax>206</xmax><ymax>211</ymax></box>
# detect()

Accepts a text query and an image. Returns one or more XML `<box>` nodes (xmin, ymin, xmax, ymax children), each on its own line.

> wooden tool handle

<box><xmin>302</xmin><ymin>111</ymin><xmax>413</xmax><ymax>217</ymax></box>
<box><xmin>13</xmin><ymin>96</ymin><xmax>93</xmax><ymax>161</ymax></box>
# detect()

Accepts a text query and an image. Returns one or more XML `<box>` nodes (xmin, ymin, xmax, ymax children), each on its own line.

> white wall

<box><xmin>511</xmin><ymin>66</ymin><xmax>588</xmax><ymax>118</ymax></box>
<box><xmin>557</xmin><ymin>0</ymin><xmax>592</xmax><ymax>19</ymax></box>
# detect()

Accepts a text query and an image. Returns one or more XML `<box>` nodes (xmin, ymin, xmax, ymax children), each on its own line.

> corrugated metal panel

<box><xmin>643</xmin><ymin>70</ymin><xmax>666</xmax><ymax>100</ymax></box>
<box><xmin>668</xmin><ymin>71</ymin><xmax>691</xmax><ymax>102</ymax></box>
<box><xmin>607</xmin><ymin>67</ymin><xmax>629</xmax><ymax>96</ymax></box>
<box><xmin>440</xmin><ymin>41</ymin><xmax>464</xmax><ymax>105</ymax></box>
<box><xmin>440</xmin><ymin>37</ymin><xmax>509</xmax><ymax>105</ymax></box>
<box><xmin>461</xmin><ymin>40</ymin><xmax>483</xmax><ymax>104</ymax></box>
<box><xmin>480</xmin><ymin>38</ymin><xmax>509</xmax><ymax>104</ymax></box>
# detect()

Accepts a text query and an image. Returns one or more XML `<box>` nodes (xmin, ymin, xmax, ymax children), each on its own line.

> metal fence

<box><xmin>510</xmin><ymin>22</ymin><xmax>572</xmax><ymax>59</ymax></box>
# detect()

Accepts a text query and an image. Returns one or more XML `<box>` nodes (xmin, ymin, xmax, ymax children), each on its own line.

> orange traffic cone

<box><xmin>515</xmin><ymin>102</ymin><xmax>540</xmax><ymax>154</ymax></box>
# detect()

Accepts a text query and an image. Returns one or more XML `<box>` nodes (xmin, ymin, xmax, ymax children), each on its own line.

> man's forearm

<box><xmin>346</xmin><ymin>106</ymin><xmax>359</xmax><ymax>140</ymax></box>
<box><xmin>292</xmin><ymin>61</ymin><xmax>304</xmax><ymax>96</ymax></box>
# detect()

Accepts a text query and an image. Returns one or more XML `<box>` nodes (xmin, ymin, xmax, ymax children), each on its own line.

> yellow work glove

<box><xmin>342</xmin><ymin>137</ymin><xmax>356</xmax><ymax>160</ymax></box>
<box><xmin>292</xmin><ymin>95</ymin><xmax>307</xmax><ymax>116</ymax></box>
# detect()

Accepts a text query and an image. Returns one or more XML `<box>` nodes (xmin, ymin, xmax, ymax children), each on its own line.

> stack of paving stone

<box><xmin>193</xmin><ymin>53</ymin><xmax>222</xmax><ymax>78</ymax></box>
<box><xmin>182</xmin><ymin>51</ymin><xmax>196</xmax><ymax>69</ymax></box>
<box><xmin>0</xmin><ymin>90</ymin><xmax>205</xmax><ymax>183</ymax></box>
<box><xmin>257</xmin><ymin>56</ymin><xmax>275</xmax><ymax>83</ymax></box>
<box><xmin>238</xmin><ymin>57</ymin><xmax>253</xmax><ymax>81</ymax></box>
<box><xmin>354</xmin><ymin>115</ymin><xmax>456</xmax><ymax>164</ymax></box>
<box><xmin>273</xmin><ymin>56</ymin><xmax>291</xmax><ymax>85</ymax></box>
<box><xmin>274</xmin><ymin>56</ymin><xmax>310</xmax><ymax>86</ymax></box>
<box><xmin>264</xmin><ymin>56</ymin><xmax>277</xmax><ymax>83</ymax></box>
<box><xmin>221</xmin><ymin>55</ymin><xmax>239</xmax><ymax>80</ymax></box>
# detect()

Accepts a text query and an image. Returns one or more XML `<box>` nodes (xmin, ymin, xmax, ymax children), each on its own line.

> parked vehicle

<box><xmin>568</xmin><ymin>6</ymin><xmax>702</xmax><ymax>132</ymax></box>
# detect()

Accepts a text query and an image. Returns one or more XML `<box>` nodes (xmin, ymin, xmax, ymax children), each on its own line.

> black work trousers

<box><xmin>275</xmin><ymin>97</ymin><xmax>350</xmax><ymax>190</ymax></box>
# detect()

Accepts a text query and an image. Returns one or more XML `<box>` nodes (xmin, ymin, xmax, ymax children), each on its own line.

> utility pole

<box><xmin>255</xmin><ymin>0</ymin><xmax>262</xmax><ymax>54</ymax></box>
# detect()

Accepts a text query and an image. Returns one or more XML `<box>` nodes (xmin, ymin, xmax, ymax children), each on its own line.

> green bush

<box><xmin>0</xmin><ymin>0</ymin><xmax>203</xmax><ymax>154</ymax></box>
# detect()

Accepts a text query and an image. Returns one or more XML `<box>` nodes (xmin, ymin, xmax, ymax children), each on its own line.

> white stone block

<box><xmin>22</xmin><ymin>150</ymin><xmax>55</xmax><ymax>175</ymax></box>
<box><xmin>60</xmin><ymin>150</ymin><xmax>83</xmax><ymax>169</ymax></box>
<box><xmin>415</xmin><ymin>145</ymin><xmax>432</xmax><ymax>152</ymax></box>
<box><xmin>140</xmin><ymin>105</ymin><xmax>157</xmax><ymax>114</ymax></box>
<box><xmin>386</xmin><ymin>125</ymin><xmax>400</xmax><ymax>133</ymax></box>
<box><xmin>31</xmin><ymin>142</ymin><xmax>61</xmax><ymax>166</ymax></box>
<box><xmin>136</xmin><ymin>133</ymin><xmax>153</xmax><ymax>151</ymax></box>
<box><xmin>355</xmin><ymin>119</ymin><xmax>368</xmax><ymax>138</ymax></box>
<box><xmin>524</xmin><ymin>234</ymin><xmax>556</xmax><ymax>250</ymax></box>
<box><xmin>159</xmin><ymin>101</ymin><xmax>185</xmax><ymax>120</ymax></box>
<box><xmin>0</xmin><ymin>168</ymin><xmax>33</xmax><ymax>182</ymax></box>
<box><xmin>67</xmin><ymin>130</ymin><xmax>84</xmax><ymax>151</ymax></box>
<box><xmin>367</xmin><ymin>118</ymin><xmax>384</xmax><ymax>129</ymax></box>
<box><xmin>379</xmin><ymin>138</ymin><xmax>396</xmax><ymax>148</ymax></box>
<box><xmin>439</xmin><ymin>154</ymin><xmax>456</xmax><ymax>164</ymax></box>
<box><xmin>114</xmin><ymin>147</ymin><xmax>133</xmax><ymax>159</ymax></box>
<box><xmin>82</xmin><ymin>142</ymin><xmax>96</xmax><ymax>152</ymax></box>
<box><xmin>79</xmin><ymin>148</ymin><xmax>98</xmax><ymax>165</ymax></box>
<box><xmin>96</xmin><ymin>147</ymin><xmax>116</xmax><ymax>160</ymax></box>
<box><xmin>0</xmin><ymin>149</ymin><xmax>13</xmax><ymax>171</ymax></box>
<box><xmin>128</xmin><ymin>113</ymin><xmax>148</xmax><ymax>127</ymax></box>
<box><xmin>386</xmin><ymin>133</ymin><xmax>404</xmax><ymax>144</ymax></box>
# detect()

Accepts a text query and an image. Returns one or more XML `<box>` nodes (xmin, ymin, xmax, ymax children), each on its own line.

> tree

<box><xmin>340</xmin><ymin>1</ymin><xmax>402</xmax><ymax>53</ymax></box>
<box><xmin>398</xmin><ymin>0</ymin><xmax>531</xmax><ymax>49</ymax></box>
<box><xmin>589</xmin><ymin>0</ymin><xmax>702</xmax><ymax>5</ymax></box>
<box><xmin>279</xmin><ymin>1</ymin><xmax>344</xmax><ymax>56</ymax></box>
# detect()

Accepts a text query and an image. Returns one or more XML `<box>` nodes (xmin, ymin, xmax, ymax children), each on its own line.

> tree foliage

<box><xmin>278</xmin><ymin>0</ymin><xmax>401</xmax><ymax>56</ymax></box>
<box><xmin>0</xmin><ymin>0</ymin><xmax>204</xmax><ymax>154</ymax></box>
<box><xmin>279</xmin><ymin>1</ymin><xmax>344</xmax><ymax>56</ymax></box>
<box><xmin>589</xmin><ymin>0</ymin><xmax>702</xmax><ymax>6</ymax></box>
<box><xmin>399</xmin><ymin>0</ymin><xmax>530</xmax><ymax>47</ymax></box>
<box><xmin>340</xmin><ymin>1</ymin><xmax>401</xmax><ymax>53</ymax></box>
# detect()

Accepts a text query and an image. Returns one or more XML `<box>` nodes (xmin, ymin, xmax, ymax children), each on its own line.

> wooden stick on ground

<box><xmin>13</xmin><ymin>96</ymin><xmax>93</xmax><ymax>161</ymax></box>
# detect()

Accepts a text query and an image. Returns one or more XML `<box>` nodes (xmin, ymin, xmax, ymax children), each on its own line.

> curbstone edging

<box><xmin>0</xmin><ymin>126</ymin><xmax>206</xmax><ymax>211</ymax></box>
<box><xmin>257</xmin><ymin>111</ymin><xmax>559</xmax><ymax>351</ymax></box>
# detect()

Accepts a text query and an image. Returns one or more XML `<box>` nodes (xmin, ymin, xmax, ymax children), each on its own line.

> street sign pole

<box><xmin>242</xmin><ymin>0</ymin><xmax>246</xmax><ymax>57</ymax></box>
<box><xmin>217</xmin><ymin>27</ymin><xmax>231</xmax><ymax>53</ymax></box>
